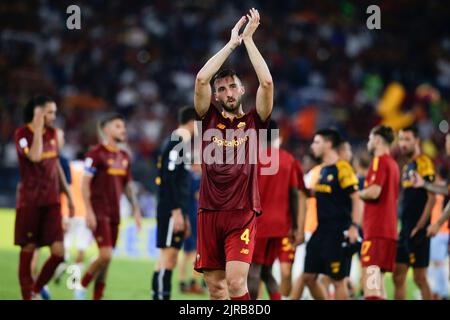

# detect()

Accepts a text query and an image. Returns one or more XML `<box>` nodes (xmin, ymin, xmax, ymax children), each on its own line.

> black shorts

<box><xmin>156</xmin><ymin>211</ymin><xmax>185</xmax><ymax>250</ymax></box>
<box><xmin>304</xmin><ymin>228</ymin><xmax>352</xmax><ymax>280</ymax></box>
<box><xmin>396</xmin><ymin>230</ymin><xmax>430</xmax><ymax>268</ymax></box>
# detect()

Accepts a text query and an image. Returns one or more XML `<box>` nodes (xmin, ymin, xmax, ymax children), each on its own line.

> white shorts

<box><xmin>64</xmin><ymin>217</ymin><xmax>93</xmax><ymax>252</ymax></box>
<box><xmin>430</xmin><ymin>233</ymin><xmax>449</xmax><ymax>262</ymax></box>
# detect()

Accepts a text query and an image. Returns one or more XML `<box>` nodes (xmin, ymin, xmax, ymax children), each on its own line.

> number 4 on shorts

<box><xmin>240</xmin><ymin>228</ymin><xmax>250</xmax><ymax>245</ymax></box>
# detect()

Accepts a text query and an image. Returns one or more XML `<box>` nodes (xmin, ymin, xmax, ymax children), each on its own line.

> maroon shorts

<box><xmin>15</xmin><ymin>204</ymin><xmax>63</xmax><ymax>248</ymax></box>
<box><xmin>361</xmin><ymin>238</ymin><xmax>397</xmax><ymax>272</ymax></box>
<box><xmin>253</xmin><ymin>237</ymin><xmax>281</xmax><ymax>266</ymax></box>
<box><xmin>194</xmin><ymin>209</ymin><xmax>256</xmax><ymax>272</ymax></box>
<box><xmin>278</xmin><ymin>236</ymin><xmax>296</xmax><ymax>264</ymax></box>
<box><xmin>93</xmin><ymin>218</ymin><xmax>119</xmax><ymax>248</ymax></box>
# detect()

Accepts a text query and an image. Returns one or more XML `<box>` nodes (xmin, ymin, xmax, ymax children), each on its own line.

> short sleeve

<box><xmin>84</xmin><ymin>150</ymin><xmax>101</xmax><ymax>177</ymax></box>
<box><xmin>416</xmin><ymin>155</ymin><xmax>435</xmax><ymax>183</ymax></box>
<box><xmin>251</xmin><ymin>108</ymin><xmax>271</xmax><ymax>130</ymax></box>
<box><xmin>289</xmin><ymin>160</ymin><xmax>299</xmax><ymax>189</ymax></box>
<box><xmin>337</xmin><ymin>160</ymin><xmax>359</xmax><ymax>194</ymax></box>
<box><xmin>367</xmin><ymin>157</ymin><xmax>386</xmax><ymax>188</ymax></box>
<box><xmin>15</xmin><ymin>129</ymin><xmax>31</xmax><ymax>158</ymax></box>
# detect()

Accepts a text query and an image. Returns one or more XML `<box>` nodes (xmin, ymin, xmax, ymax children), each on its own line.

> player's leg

<box><xmin>32</xmin><ymin>205</ymin><xmax>65</xmax><ymax>296</ymax></box>
<box><xmin>412</xmin><ymin>267</ymin><xmax>432</xmax><ymax>300</ymax></box>
<box><xmin>32</xmin><ymin>241</ymin><xmax>65</xmax><ymax>295</ymax></box>
<box><xmin>279</xmin><ymin>262</ymin><xmax>293</xmax><ymax>298</ymax></box>
<box><xmin>303</xmin><ymin>273</ymin><xmax>326</xmax><ymax>300</ymax></box>
<box><xmin>393</xmin><ymin>263</ymin><xmax>408</xmax><ymax>299</ymax></box>
<box><xmin>31</xmin><ymin>249</ymin><xmax>40</xmax><ymax>279</ymax></box>
<box><xmin>261</xmin><ymin>265</ymin><xmax>281</xmax><ymax>300</ymax></box>
<box><xmin>179</xmin><ymin>250</ymin><xmax>189</xmax><ymax>292</ymax></box>
<box><xmin>330</xmin><ymin>278</ymin><xmax>348</xmax><ymax>300</ymax></box>
<box><xmin>247</xmin><ymin>263</ymin><xmax>263</xmax><ymax>299</ymax></box>
<box><xmin>226</xmin><ymin>260</ymin><xmax>251</xmax><ymax>299</ymax></box>
<box><xmin>362</xmin><ymin>266</ymin><xmax>384</xmax><ymax>299</ymax></box>
<box><xmin>203</xmin><ymin>269</ymin><xmax>228</xmax><ymax>299</ymax></box>
<box><xmin>91</xmin><ymin>246</ymin><xmax>113</xmax><ymax>300</ymax></box>
<box><xmin>153</xmin><ymin>247</ymin><xmax>180</xmax><ymax>299</ymax></box>
<box><xmin>290</xmin><ymin>273</ymin><xmax>306</xmax><ymax>300</ymax></box>
<box><xmin>18</xmin><ymin>243</ymin><xmax>36</xmax><ymax>300</ymax></box>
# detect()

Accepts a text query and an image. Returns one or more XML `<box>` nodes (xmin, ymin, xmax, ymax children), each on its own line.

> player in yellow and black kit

<box><xmin>304</xmin><ymin>129</ymin><xmax>362</xmax><ymax>300</ymax></box>
<box><xmin>393</xmin><ymin>125</ymin><xmax>436</xmax><ymax>300</ymax></box>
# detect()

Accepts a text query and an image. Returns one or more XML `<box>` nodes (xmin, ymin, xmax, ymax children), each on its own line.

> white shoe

<box><xmin>74</xmin><ymin>288</ymin><xmax>87</xmax><ymax>300</ymax></box>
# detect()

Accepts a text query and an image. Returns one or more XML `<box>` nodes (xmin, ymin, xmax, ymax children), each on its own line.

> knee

<box><xmin>303</xmin><ymin>273</ymin><xmax>317</xmax><ymax>287</ymax></box>
<box><xmin>98</xmin><ymin>251</ymin><xmax>112</xmax><ymax>266</ymax></box>
<box><xmin>227</xmin><ymin>276</ymin><xmax>247</xmax><ymax>295</ymax></box>
<box><xmin>413</xmin><ymin>272</ymin><xmax>428</xmax><ymax>286</ymax></box>
<box><xmin>393</xmin><ymin>272</ymin><xmax>406</xmax><ymax>286</ymax></box>
<box><xmin>206</xmin><ymin>280</ymin><xmax>228</xmax><ymax>299</ymax></box>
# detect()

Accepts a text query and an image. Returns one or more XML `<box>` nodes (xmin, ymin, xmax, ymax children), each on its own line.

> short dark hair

<box><xmin>338</xmin><ymin>140</ymin><xmax>350</xmax><ymax>150</ymax></box>
<box><xmin>400</xmin><ymin>124</ymin><xmax>419</xmax><ymax>138</ymax></box>
<box><xmin>23</xmin><ymin>95</ymin><xmax>54</xmax><ymax>123</ymax></box>
<box><xmin>211</xmin><ymin>69</ymin><xmax>241</xmax><ymax>91</ymax></box>
<box><xmin>315</xmin><ymin>128</ymin><xmax>342</xmax><ymax>149</ymax></box>
<box><xmin>371</xmin><ymin>125</ymin><xmax>395</xmax><ymax>145</ymax></box>
<box><xmin>178</xmin><ymin>106</ymin><xmax>197</xmax><ymax>125</ymax></box>
<box><xmin>99</xmin><ymin>112</ymin><xmax>125</xmax><ymax>128</ymax></box>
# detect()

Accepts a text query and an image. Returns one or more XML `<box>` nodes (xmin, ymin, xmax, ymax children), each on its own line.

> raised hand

<box><xmin>241</xmin><ymin>8</ymin><xmax>260</xmax><ymax>41</ymax></box>
<box><xmin>31</xmin><ymin>107</ymin><xmax>45</xmax><ymax>131</ymax></box>
<box><xmin>229</xmin><ymin>16</ymin><xmax>246</xmax><ymax>49</ymax></box>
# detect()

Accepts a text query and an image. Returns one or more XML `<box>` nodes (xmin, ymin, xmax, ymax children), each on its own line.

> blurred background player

<box><xmin>248</xmin><ymin>120</ymin><xmax>306</xmax><ymax>300</ymax></box>
<box><xmin>60</xmin><ymin>152</ymin><xmax>94</xmax><ymax>298</ymax></box>
<box><xmin>359</xmin><ymin>125</ymin><xmax>400</xmax><ymax>300</ymax></box>
<box><xmin>78</xmin><ymin>113</ymin><xmax>142</xmax><ymax>300</ymax></box>
<box><xmin>14</xmin><ymin>96</ymin><xmax>74</xmax><ymax>300</ymax></box>
<box><xmin>30</xmin><ymin>128</ymin><xmax>72</xmax><ymax>300</ymax></box>
<box><xmin>193</xmin><ymin>9</ymin><xmax>273</xmax><ymax>300</ymax></box>
<box><xmin>303</xmin><ymin>129</ymin><xmax>361</xmax><ymax>300</ymax></box>
<box><xmin>427</xmin><ymin>166</ymin><xmax>449</xmax><ymax>299</ymax></box>
<box><xmin>178</xmin><ymin>163</ymin><xmax>205</xmax><ymax>295</ymax></box>
<box><xmin>277</xmin><ymin>158</ymin><xmax>307</xmax><ymax>299</ymax></box>
<box><xmin>393</xmin><ymin>125</ymin><xmax>436</xmax><ymax>300</ymax></box>
<box><xmin>152</xmin><ymin>107</ymin><xmax>197</xmax><ymax>300</ymax></box>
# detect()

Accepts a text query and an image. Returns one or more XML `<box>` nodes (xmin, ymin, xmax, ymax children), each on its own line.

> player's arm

<box><xmin>413</xmin><ymin>171</ymin><xmax>448</xmax><ymax>195</ymax></box>
<box><xmin>125</xmin><ymin>181</ymin><xmax>142</xmax><ymax>231</ymax></box>
<box><xmin>81</xmin><ymin>174</ymin><xmax>96</xmax><ymax>231</ymax></box>
<box><xmin>27</xmin><ymin>108</ymin><xmax>45</xmax><ymax>162</ymax></box>
<box><xmin>58</xmin><ymin>161</ymin><xmax>75</xmax><ymax>217</ymax></box>
<box><xmin>359</xmin><ymin>184</ymin><xmax>382</xmax><ymax>200</ymax></box>
<box><xmin>295</xmin><ymin>189</ymin><xmax>307</xmax><ymax>246</ymax></box>
<box><xmin>348</xmin><ymin>191</ymin><xmax>363</xmax><ymax>243</ymax></box>
<box><xmin>195</xmin><ymin>16</ymin><xmax>247</xmax><ymax>118</ymax></box>
<box><xmin>242</xmin><ymin>8</ymin><xmax>273</xmax><ymax>121</ymax></box>
<box><xmin>288</xmin><ymin>187</ymin><xmax>299</xmax><ymax>240</ymax></box>
<box><xmin>428</xmin><ymin>201</ymin><xmax>450</xmax><ymax>237</ymax></box>
<box><xmin>165</xmin><ymin>147</ymin><xmax>188</xmax><ymax>233</ymax></box>
<box><xmin>411</xmin><ymin>190</ymin><xmax>436</xmax><ymax>237</ymax></box>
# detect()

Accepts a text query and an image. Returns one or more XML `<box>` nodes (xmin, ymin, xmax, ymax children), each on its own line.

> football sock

<box><xmin>152</xmin><ymin>269</ymin><xmax>172</xmax><ymax>300</ymax></box>
<box><xmin>33</xmin><ymin>255</ymin><xmax>64</xmax><ymax>293</ymax></box>
<box><xmin>81</xmin><ymin>271</ymin><xmax>94</xmax><ymax>288</ymax></box>
<box><xmin>93</xmin><ymin>281</ymin><xmax>105</xmax><ymax>300</ymax></box>
<box><xmin>230</xmin><ymin>292</ymin><xmax>250</xmax><ymax>300</ymax></box>
<box><xmin>365</xmin><ymin>296</ymin><xmax>383</xmax><ymax>300</ymax></box>
<box><xmin>269</xmin><ymin>292</ymin><xmax>282</xmax><ymax>300</ymax></box>
<box><xmin>18</xmin><ymin>250</ymin><xmax>34</xmax><ymax>300</ymax></box>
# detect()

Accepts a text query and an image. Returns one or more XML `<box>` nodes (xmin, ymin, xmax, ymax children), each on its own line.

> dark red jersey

<box><xmin>84</xmin><ymin>144</ymin><xmax>131</xmax><ymax>224</ymax></box>
<box><xmin>363</xmin><ymin>154</ymin><xmax>400</xmax><ymax>240</ymax></box>
<box><xmin>15</xmin><ymin>125</ymin><xmax>60</xmax><ymax>207</ymax></box>
<box><xmin>196</xmin><ymin>105</ymin><xmax>269</xmax><ymax>213</ymax></box>
<box><xmin>257</xmin><ymin>148</ymin><xmax>298</xmax><ymax>237</ymax></box>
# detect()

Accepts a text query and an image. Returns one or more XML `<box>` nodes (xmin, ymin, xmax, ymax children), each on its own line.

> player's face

<box><xmin>398</xmin><ymin>130</ymin><xmax>416</xmax><ymax>157</ymax></box>
<box><xmin>214</xmin><ymin>76</ymin><xmax>245</xmax><ymax>112</ymax></box>
<box><xmin>367</xmin><ymin>133</ymin><xmax>376</xmax><ymax>155</ymax></box>
<box><xmin>106</xmin><ymin>119</ymin><xmax>126</xmax><ymax>143</ymax></box>
<box><xmin>311</xmin><ymin>135</ymin><xmax>326</xmax><ymax>159</ymax></box>
<box><xmin>339</xmin><ymin>142</ymin><xmax>353</xmax><ymax>162</ymax></box>
<box><xmin>43</xmin><ymin>102</ymin><xmax>57</xmax><ymax>127</ymax></box>
<box><xmin>446</xmin><ymin>133</ymin><xmax>450</xmax><ymax>156</ymax></box>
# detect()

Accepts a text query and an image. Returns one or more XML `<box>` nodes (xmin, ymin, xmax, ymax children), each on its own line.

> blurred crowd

<box><xmin>0</xmin><ymin>0</ymin><xmax>449</xmax><ymax>202</ymax></box>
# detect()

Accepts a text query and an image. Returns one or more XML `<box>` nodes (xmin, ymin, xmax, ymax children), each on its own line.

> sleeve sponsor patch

<box><xmin>19</xmin><ymin>138</ymin><xmax>28</xmax><ymax>148</ymax></box>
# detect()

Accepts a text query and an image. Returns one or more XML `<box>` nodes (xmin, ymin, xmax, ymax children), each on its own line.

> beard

<box><xmin>220</xmin><ymin>96</ymin><xmax>242</xmax><ymax>113</ymax></box>
<box><xmin>114</xmin><ymin>136</ymin><xmax>125</xmax><ymax>143</ymax></box>
<box><xmin>401</xmin><ymin>149</ymin><xmax>414</xmax><ymax>158</ymax></box>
